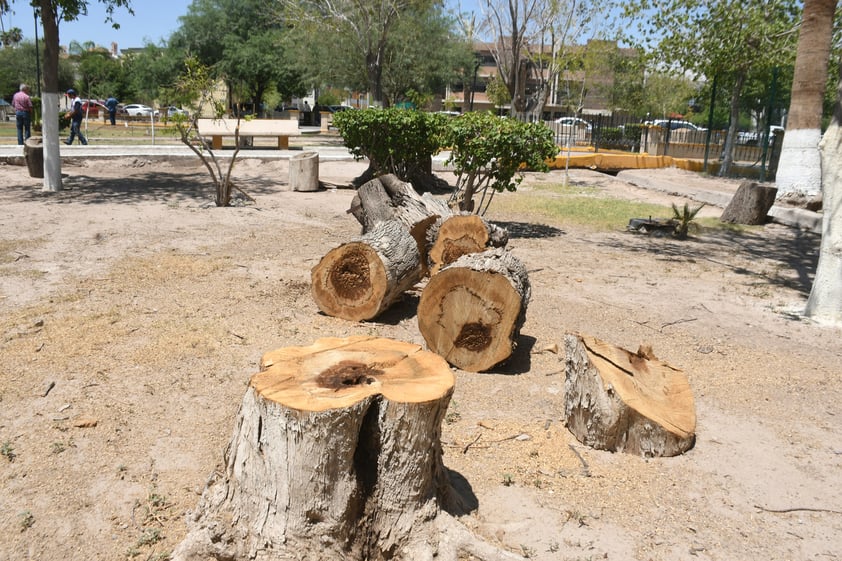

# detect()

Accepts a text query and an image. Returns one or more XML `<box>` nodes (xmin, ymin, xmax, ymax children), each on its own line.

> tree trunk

<box><xmin>720</xmin><ymin>181</ymin><xmax>778</xmax><ymax>225</ymax></box>
<box><xmin>776</xmin><ymin>0</ymin><xmax>837</xmax><ymax>202</ymax></box>
<box><xmin>718</xmin><ymin>72</ymin><xmax>746</xmax><ymax>177</ymax></box>
<box><xmin>39</xmin><ymin>0</ymin><xmax>62</xmax><ymax>192</ymax></box>
<box><xmin>311</xmin><ymin>220</ymin><xmax>423</xmax><ymax>321</ymax></box>
<box><xmin>418</xmin><ymin>248</ymin><xmax>530</xmax><ymax>372</ymax></box>
<box><xmin>289</xmin><ymin>151</ymin><xmax>319</xmax><ymax>192</ymax></box>
<box><xmin>349</xmin><ymin>175</ymin><xmax>452</xmax><ymax>275</ymax></box>
<box><xmin>427</xmin><ymin>214</ymin><xmax>509</xmax><ymax>276</ymax></box>
<box><xmin>171</xmin><ymin>336</ymin><xmax>460</xmax><ymax>561</ymax></box>
<box><xmin>563</xmin><ymin>333</ymin><xmax>696</xmax><ymax>458</ymax></box>
<box><xmin>805</xmin><ymin>64</ymin><xmax>842</xmax><ymax>325</ymax></box>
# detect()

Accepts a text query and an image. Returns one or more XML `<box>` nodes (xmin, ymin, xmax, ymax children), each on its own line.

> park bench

<box><xmin>196</xmin><ymin>118</ymin><xmax>300</xmax><ymax>150</ymax></box>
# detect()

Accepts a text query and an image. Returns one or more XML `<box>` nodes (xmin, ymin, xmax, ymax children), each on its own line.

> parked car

<box><xmin>167</xmin><ymin>106</ymin><xmax>189</xmax><ymax>118</ymax></box>
<box><xmin>123</xmin><ymin>104</ymin><xmax>160</xmax><ymax>117</ymax></box>
<box><xmin>554</xmin><ymin>116</ymin><xmax>592</xmax><ymax>131</ymax></box>
<box><xmin>81</xmin><ymin>100</ymin><xmax>105</xmax><ymax>116</ymax></box>
<box><xmin>649</xmin><ymin>119</ymin><xmax>705</xmax><ymax>131</ymax></box>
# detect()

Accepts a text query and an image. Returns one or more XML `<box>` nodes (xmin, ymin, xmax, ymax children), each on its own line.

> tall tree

<box><xmin>171</xmin><ymin>0</ymin><xmax>300</xmax><ymax>113</ymax></box>
<box><xmin>623</xmin><ymin>0</ymin><xmax>799</xmax><ymax>176</ymax></box>
<box><xmin>775</xmin><ymin>0</ymin><xmax>838</xmax><ymax>204</ymax></box>
<box><xmin>1</xmin><ymin>1</ymin><xmax>133</xmax><ymax>191</ymax></box>
<box><xmin>277</xmin><ymin>0</ymin><xmax>437</xmax><ymax>106</ymax></box>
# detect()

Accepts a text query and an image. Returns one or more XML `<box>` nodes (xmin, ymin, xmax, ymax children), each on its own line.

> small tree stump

<box><xmin>427</xmin><ymin>215</ymin><xmax>509</xmax><ymax>275</ymax></box>
<box><xmin>289</xmin><ymin>150</ymin><xmax>319</xmax><ymax>192</ymax></box>
<box><xmin>418</xmin><ymin>248</ymin><xmax>530</xmax><ymax>372</ymax></box>
<box><xmin>311</xmin><ymin>220</ymin><xmax>423</xmax><ymax>321</ymax></box>
<box><xmin>563</xmin><ymin>333</ymin><xmax>696</xmax><ymax>457</ymax></box>
<box><xmin>170</xmin><ymin>336</ymin><xmax>462</xmax><ymax>561</ymax></box>
<box><xmin>720</xmin><ymin>180</ymin><xmax>778</xmax><ymax>225</ymax></box>
<box><xmin>24</xmin><ymin>136</ymin><xmax>44</xmax><ymax>179</ymax></box>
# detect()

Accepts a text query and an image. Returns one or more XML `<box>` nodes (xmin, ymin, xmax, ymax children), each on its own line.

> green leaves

<box><xmin>444</xmin><ymin>112</ymin><xmax>558</xmax><ymax>213</ymax></box>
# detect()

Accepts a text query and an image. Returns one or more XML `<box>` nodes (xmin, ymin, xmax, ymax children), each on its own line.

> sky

<box><xmin>6</xmin><ymin>0</ymin><xmax>480</xmax><ymax>51</ymax></box>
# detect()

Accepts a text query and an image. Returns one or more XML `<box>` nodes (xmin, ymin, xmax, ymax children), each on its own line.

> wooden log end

<box><xmin>563</xmin><ymin>332</ymin><xmax>696</xmax><ymax>457</ymax></box>
<box><xmin>311</xmin><ymin>242</ymin><xmax>386</xmax><ymax>321</ymax></box>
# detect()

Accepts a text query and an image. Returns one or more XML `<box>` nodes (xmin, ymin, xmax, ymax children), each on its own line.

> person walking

<box><xmin>12</xmin><ymin>83</ymin><xmax>33</xmax><ymax>145</ymax></box>
<box><xmin>105</xmin><ymin>95</ymin><xmax>118</xmax><ymax>125</ymax></box>
<box><xmin>64</xmin><ymin>89</ymin><xmax>87</xmax><ymax>145</ymax></box>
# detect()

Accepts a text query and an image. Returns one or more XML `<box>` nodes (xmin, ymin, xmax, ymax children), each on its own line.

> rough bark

<box><xmin>776</xmin><ymin>0</ymin><xmax>837</xmax><ymax>200</ymax></box>
<box><xmin>720</xmin><ymin>181</ymin><xmax>778</xmax><ymax>225</ymax></box>
<box><xmin>418</xmin><ymin>248</ymin><xmax>530</xmax><ymax>372</ymax></box>
<box><xmin>805</xmin><ymin>70</ymin><xmax>842</xmax><ymax>325</ymax></box>
<box><xmin>426</xmin><ymin>215</ymin><xmax>509</xmax><ymax>276</ymax></box>
<box><xmin>311</xmin><ymin>220</ymin><xmax>423</xmax><ymax>321</ymax></box>
<box><xmin>170</xmin><ymin>336</ymin><xmax>477</xmax><ymax>561</ymax></box>
<box><xmin>349</xmin><ymin>175</ymin><xmax>452</xmax><ymax>274</ymax></box>
<box><xmin>563</xmin><ymin>333</ymin><xmax>696</xmax><ymax>458</ymax></box>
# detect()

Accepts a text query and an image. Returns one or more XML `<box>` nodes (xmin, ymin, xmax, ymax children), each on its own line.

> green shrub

<box><xmin>444</xmin><ymin>112</ymin><xmax>558</xmax><ymax>213</ymax></box>
<box><xmin>332</xmin><ymin>107</ymin><xmax>449</xmax><ymax>183</ymax></box>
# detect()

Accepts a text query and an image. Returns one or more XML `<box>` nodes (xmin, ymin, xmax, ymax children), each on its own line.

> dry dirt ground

<box><xmin>1</xmin><ymin>156</ymin><xmax>841</xmax><ymax>561</ymax></box>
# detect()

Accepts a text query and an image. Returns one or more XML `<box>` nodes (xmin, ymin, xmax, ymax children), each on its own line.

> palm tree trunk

<box><xmin>775</xmin><ymin>0</ymin><xmax>837</xmax><ymax>201</ymax></box>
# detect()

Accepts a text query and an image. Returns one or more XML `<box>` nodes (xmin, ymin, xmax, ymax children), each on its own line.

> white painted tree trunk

<box><xmin>805</xmin><ymin>120</ymin><xmax>842</xmax><ymax>325</ymax></box>
<box><xmin>775</xmin><ymin>129</ymin><xmax>824</xmax><ymax>199</ymax></box>
<box><xmin>41</xmin><ymin>94</ymin><xmax>63</xmax><ymax>192</ymax></box>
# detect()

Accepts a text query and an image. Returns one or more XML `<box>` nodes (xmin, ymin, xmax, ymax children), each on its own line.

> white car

<box><xmin>650</xmin><ymin>119</ymin><xmax>705</xmax><ymax>131</ymax></box>
<box><xmin>123</xmin><ymin>104</ymin><xmax>160</xmax><ymax>117</ymax></box>
<box><xmin>167</xmin><ymin>106</ymin><xmax>189</xmax><ymax>118</ymax></box>
<box><xmin>554</xmin><ymin>116</ymin><xmax>592</xmax><ymax>131</ymax></box>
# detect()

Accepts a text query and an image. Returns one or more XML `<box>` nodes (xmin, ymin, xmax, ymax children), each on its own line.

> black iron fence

<box><xmin>545</xmin><ymin>114</ymin><xmax>783</xmax><ymax>179</ymax></box>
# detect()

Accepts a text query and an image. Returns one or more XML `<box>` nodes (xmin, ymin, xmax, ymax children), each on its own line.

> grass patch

<box><xmin>493</xmin><ymin>183</ymin><xmax>672</xmax><ymax>231</ymax></box>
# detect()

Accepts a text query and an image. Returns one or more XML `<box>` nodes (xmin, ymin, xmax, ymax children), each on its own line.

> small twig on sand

<box><xmin>462</xmin><ymin>433</ymin><xmax>482</xmax><ymax>454</ymax></box>
<box><xmin>660</xmin><ymin>317</ymin><xmax>697</xmax><ymax>330</ymax></box>
<box><xmin>755</xmin><ymin>504</ymin><xmax>842</xmax><ymax>515</ymax></box>
<box><xmin>568</xmin><ymin>444</ymin><xmax>591</xmax><ymax>477</ymax></box>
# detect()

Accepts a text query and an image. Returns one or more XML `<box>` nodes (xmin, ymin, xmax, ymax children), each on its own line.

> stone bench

<box><xmin>197</xmin><ymin>118</ymin><xmax>300</xmax><ymax>149</ymax></box>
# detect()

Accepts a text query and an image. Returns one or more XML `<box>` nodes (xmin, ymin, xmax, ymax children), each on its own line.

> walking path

<box><xmin>0</xmin><ymin>142</ymin><xmax>821</xmax><ymax>233</ymax></box>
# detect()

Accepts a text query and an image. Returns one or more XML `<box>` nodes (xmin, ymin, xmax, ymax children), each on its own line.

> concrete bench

<box><xmin>197</xmin><ymin>118</ymin><xmax>300</xmax><ymax>150</ymax></box>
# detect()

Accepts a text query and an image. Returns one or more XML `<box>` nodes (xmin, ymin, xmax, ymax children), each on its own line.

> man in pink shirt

<box><xmin>12</xmin><ymin>83</ymin><xmax>33</xmax><ymax>146</ymax></box>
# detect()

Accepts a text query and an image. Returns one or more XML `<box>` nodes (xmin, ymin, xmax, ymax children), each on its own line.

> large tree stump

<box><xmin>311</xmin><ymin>220</ymin><xmax>423</xmax><ymax>321</ymax></box>
<box><xmin>418</xmin><ymin>248</ymin><xmax>530</xmax><ymax>372</ymax></box>
<box><xmin>426</xmin><ymin>214</ymin><xmax>509</xmax><ymax>275</ymax></box>
<box><xmin>720</xmin><ymin>180</ymin><xmax>778</xmax><ymax>225</ymax></box>
<box><xmin>563</xmin><ymin>333</ymin><xmax>696</xmax><ymax>457</ymax></box>
<box><xmin>171</xmin><ymin>336</ymin><xmax>521</xmax><ymax>561</ymax></box>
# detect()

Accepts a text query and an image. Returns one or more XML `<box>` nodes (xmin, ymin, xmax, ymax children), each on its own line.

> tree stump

<box><xmin>427</xmin><ymin>214</ymin><xmax>509</xmax><ymax>275</ymax></box>
<box><xmin>24</xmin><ymin>136</ymin><xmax>44</xmax><ymax>179</ymax></box>
<box><xmin>720</xmin><ymin>180</ymin><xmax>778</xmax><ymax>225</ymax></box>
<box><xmin>311</xmin><ymin>220</ymin><xmax>423</xmax><ymax>321</ymax></box>
<box><xmin>289</xmin><ymin>150</ymin><xmax>319</xmax><ymax>192</ymax></box>
<box><xmin>170</xmin><ymin>336</ymin><xmax>463</xmax><ymax>561</ymax></box>
<box><xmin>563</xmin><ymin>333</ymin><xmax>696</xmax><ymax>457</ymax></box>
<box><xmin>418</xmin><ymin>248</ymin><xmax>530</xmax><ymax>372</ymax></box>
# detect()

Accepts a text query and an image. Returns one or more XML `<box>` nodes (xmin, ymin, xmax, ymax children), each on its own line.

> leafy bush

<box><xmin>443</xmin><ymin>112</ymin><xmax>558</xmax><ymax>213</ymax></box>
<box><xmin>332</xmin><ymin>108</ymin><xmax>449</xmax><ymax>185</ymax></box>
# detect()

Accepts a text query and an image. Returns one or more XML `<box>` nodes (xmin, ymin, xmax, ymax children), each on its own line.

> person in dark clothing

<box><xmin>64</xmin><ymin>89</ymin><xmax>88</xmax><ymax>145</ymax></box>
<box><xmin>105</xmin><ymin>96</ymin><xmax>118</xmax><ymax>125</ymax></box>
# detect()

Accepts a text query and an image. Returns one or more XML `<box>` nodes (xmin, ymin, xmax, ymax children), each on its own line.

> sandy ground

<box><xmin>1</xmin><ymin>156</ymin><xmax>841</xmax><ymax>561</ymax></box>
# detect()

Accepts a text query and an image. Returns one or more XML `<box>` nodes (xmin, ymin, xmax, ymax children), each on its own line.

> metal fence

<box><xmin>545</xmin><ymin>114</ymin><xmax>783</xmax><ymax>179</ymax></box>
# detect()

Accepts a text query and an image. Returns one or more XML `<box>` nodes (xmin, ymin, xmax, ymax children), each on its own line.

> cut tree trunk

<box><xmin>563</xmin><ymin>333</ymin><xmax>696</xmax><ymax>457</ymax></box>
<box><xmin>349</xmin><ymin>174</ymin><xmax>452</xmax><ymax>275</ymax></box>
<box><xmin>171</xmin><ymin>336</ymin><xmax>522</xmax><ymax>561</ymax></box>
<box><xmin>427</xmin><ymin>214</ymin><xmax>509</xmax><ymax>275</ymax></box>
<box><xmin>289</xmin><ymin>150</ymin><xmax>319</xmax><ymax>192</ymax></box>
<box><xmin>720</xmin><ymin>181</ymin><xmax>778</xmax><ymax>225</ymax></box>
<box><xmin>311</xmin><ymin>220</ymin><xmax>423</xmax><ymax>321</ymax></box>
<box><xmin>418</xmin><ymin>248</ymin><xmax>530</xmax><ymax>372</ymax></box>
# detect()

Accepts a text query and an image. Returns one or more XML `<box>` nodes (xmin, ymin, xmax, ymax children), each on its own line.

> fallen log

<box><xmin>311</xmin><ymin>220</ymin><xmax>423</xmax><ymax>321</ymax></box>
<box><xmin>426</xmin><ymin>214</ymin><xmax>509</xmax><ymax>275</ymax></box>
<box><xmin>171</xmin><ymin>336</ymin><xmax>523</xmax><ymax>561</ymax></box>
<box><xmin>563</xmin><ymin>333</ymin><xmax>696</xmax><ymax>457</ymax></box>
<box><xmin>418</xmin><ymin>248</ymin><xmax>530</xmax><ymax>372</ymax></box>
